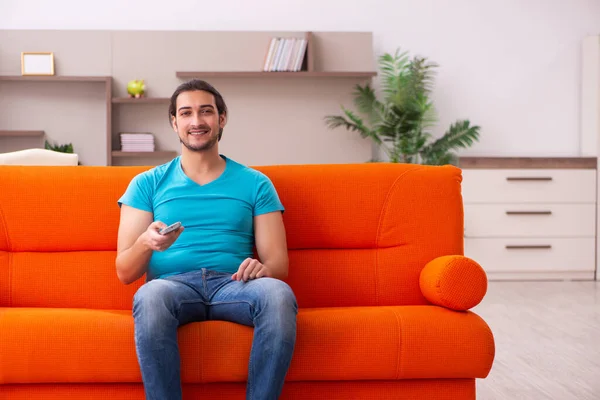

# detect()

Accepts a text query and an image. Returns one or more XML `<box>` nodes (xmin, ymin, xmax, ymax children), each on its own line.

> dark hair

<box><xmin>169</xmin><ymin>79</ymin><xmax>228</xmax><ymax>141</ymax></box>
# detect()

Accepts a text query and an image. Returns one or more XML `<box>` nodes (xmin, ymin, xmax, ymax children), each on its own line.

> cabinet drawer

<box><xmin>461</xmin><ymin>169</ymin><xmax>596</xmax><ymax>203</ymax></box>
<box><xmin>464</xmin><ymin>238</ymin><xmax>595</xmax><ymax>272</ymax></box>
<box><xmin>464</xmin><ymin>204</ymin><xmax>595</xmax><ymax>237</ymax></box>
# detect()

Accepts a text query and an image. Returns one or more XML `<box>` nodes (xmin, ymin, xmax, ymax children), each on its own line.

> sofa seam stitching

<box><xmin>390</xmin><ymin>307</ymin><xmax>403</xmax><ymax>379</ymax></box>
<box><xmin>0</xmin><ymin>203</ymin><xmax>10</xmax><ymax>252</ymax></box>
<box><xmin>0</xmin><ymin>201</ymin><xmax>12</xmax><ymax>306</ymax></box>
<box><xmin>7</xmin><ymin>252</ymin><xmax>12</xmax><ymax>306</ymax></box>
<box><xmin>375</xmin><ymin>166</ymin><xmax>424</xmax><ymax>306</ymax></box>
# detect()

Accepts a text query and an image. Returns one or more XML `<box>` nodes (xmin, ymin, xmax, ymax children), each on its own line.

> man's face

<box><xmin>171</xmin><ymin>90</ymin><xmax>226</xmax><ymax>152</ymax></box>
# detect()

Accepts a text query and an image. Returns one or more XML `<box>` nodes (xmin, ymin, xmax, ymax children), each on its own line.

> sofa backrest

<box><xmin>0</xmin><ymin>163</ymin><xmax>464</xmax><ymax>309</ymax></box>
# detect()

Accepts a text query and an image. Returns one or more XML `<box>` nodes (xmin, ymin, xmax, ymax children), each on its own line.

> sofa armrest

<box><xmin>419</xmin><ymin>255</ymin><xmax>488</xmax><ymax>311</ymax></box>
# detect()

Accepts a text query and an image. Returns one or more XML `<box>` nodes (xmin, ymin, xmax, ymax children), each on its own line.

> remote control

<box><xmin>159</xmin><ymin>221</ymin><xmax>182</xmax><ymax>235</ymax></box>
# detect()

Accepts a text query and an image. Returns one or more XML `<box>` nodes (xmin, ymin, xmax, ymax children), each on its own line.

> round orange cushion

<box><xmin>419</xmin><ymin>255</ymin><xmax>488</xmax><ymax>311</ymax></box>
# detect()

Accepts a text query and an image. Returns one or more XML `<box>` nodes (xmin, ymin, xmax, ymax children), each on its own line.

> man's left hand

<box><xmin>232</xmin><ymin>258</ymin><xmax>272</xmax><ymax>282</ymax></box>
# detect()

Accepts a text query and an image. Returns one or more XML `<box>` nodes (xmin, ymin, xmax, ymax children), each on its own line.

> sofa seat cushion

<box><xmin>0</xmin><ymin>306</ymin><xmax>494</xmax><ymax>384</ymax></box>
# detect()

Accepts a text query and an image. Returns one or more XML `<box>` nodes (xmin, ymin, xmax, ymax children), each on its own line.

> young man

<box><xmin>116</xmin><ymin>79</ymin><xmax>297</xmax><ymax>400</ymax></box>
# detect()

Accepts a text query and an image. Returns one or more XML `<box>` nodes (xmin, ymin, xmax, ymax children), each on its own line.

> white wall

<box><xmin>3</xmin><ymin>0</ymin><xmax>600</xmax><ymax>158</ymax></box>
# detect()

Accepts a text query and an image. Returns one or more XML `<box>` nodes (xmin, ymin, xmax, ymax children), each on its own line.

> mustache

<box><xmin>188</xmin><ymin>125</ymin><xmax>211</xmax><ymax>131</ymax></box>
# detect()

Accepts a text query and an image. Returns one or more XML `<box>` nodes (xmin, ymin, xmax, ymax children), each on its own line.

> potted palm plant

<box><xmin>325</xmin><ymin>49</ymin><xmax>480</xmax><ymax>165</ymax></box>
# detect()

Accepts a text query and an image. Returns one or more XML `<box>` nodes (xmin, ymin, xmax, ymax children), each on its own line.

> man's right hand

<box><xmin>141</xmin><ymin>221</ymin><xmax>185</xmax><ymax>252</ymax></box>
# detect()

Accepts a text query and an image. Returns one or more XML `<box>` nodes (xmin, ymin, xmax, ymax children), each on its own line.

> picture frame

<box><xmin>21</xmin><ymin>52</ymin><xmax>55</xmax><ymax>76</ymax></box>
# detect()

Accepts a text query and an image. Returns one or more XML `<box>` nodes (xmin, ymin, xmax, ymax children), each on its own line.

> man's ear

<box><xmin>219</xmin><ymin>112</ymin><xmax>227</xmax><ymax>128</ymax></box>
<box><xmin>171</xmin><ymin>115</ymin><xmax>178</xmax><ymax>132</ymax></box>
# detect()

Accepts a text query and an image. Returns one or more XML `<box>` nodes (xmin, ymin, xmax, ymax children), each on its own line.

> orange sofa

<box><xmin>0</xmin><ymin>163</ymin><xmax>495</xmax><ymax>399</ymax></box>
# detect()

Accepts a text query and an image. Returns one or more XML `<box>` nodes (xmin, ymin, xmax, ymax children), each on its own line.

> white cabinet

<box><xmin>460</xmin><ymin>162</ymin><xmax>597</xmax><ymax>281</ymax></box>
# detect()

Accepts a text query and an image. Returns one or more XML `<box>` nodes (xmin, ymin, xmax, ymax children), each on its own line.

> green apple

<box><xmin>127</xmin><ymin>79</ymin><xmax>145</xmax><ymax>98</ymax></box>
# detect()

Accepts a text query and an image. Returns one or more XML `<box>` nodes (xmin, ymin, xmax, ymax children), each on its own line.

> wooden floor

<box><xmin>473</xmin><ymin>280</ymin><xmax>600</xmax><ymax>399</ymax></box>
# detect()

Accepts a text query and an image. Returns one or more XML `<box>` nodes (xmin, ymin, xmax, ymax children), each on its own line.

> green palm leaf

<box><xmin>425</xmin><ymin>120</ymin><xmax>480</xmax><ymax>153</ymax></box>
<box><xmin>380</xmin><ymin>50</ymin><xmax>410</xmax><ymax>102</ymax></box>
<box><xmin>353</xmin><ymin>83</ymin><xmax>384</xmax><ymax>125</ymax></box>
<box><xmin>422</xmin><ymin>120</ymin><xmax>480</xmax><ymax>165</ymax></box>
<box><xmin>324</xmin><ymin>107</ymin><xmax>381</xmax><ymax>145</ymax></box>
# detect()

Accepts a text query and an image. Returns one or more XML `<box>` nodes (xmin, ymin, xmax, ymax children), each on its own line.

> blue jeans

<box><xmin>132</xmin><ymin>268</ymin><xmax>298</xmax><ymax>400</ymax></box>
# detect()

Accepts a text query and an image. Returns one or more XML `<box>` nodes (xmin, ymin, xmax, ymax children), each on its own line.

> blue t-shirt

<box><xmin>117</xmin><ymin>155</ymin><xmax>284</xmax><ymax>279</ymax></box>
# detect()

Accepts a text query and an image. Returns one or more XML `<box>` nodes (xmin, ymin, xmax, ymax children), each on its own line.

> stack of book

<box><xmin>119</xmin><ymin>133</ymin><xmax>155</xmax><ymax>152</ymax></box>
<box><xmin>263</xmin><ymin>37</ymin><xmax>308</xmax><ymax>72</ymax></box>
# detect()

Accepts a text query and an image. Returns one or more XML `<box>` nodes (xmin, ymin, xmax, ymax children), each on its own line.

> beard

<box><xmin>179</xmin><ymin>128</ymin><xmax>219</xmax><ymax>152</ymax></box>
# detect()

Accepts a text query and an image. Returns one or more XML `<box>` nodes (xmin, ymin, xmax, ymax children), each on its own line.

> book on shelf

<box><xmin>263</xmin><ymin>37</ymin><xmax>308</xmax><ymax>72</ymax></box>
<box><xmin>119</xmin><ymin>132</ymin><xmax>155</xmax><ymax>152</ymax></box>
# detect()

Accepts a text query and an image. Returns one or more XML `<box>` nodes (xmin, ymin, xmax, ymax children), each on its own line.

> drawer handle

<box><xmin>505</xmin><ymin>210</ymin><xmax>552</xmax><ymax>215</ymax></box>
<box><xmin>506</xmin><ymin>177</ymin><xmax>553</xmax><ymax>181</ymax></box>
<box><xmin>505</xmin><ymin>245</ymin><xmax>552</xmax><ymax>250</ymax></box>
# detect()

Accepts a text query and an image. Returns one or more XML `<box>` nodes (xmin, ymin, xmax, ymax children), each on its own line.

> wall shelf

<box><xmin>0</xmin><ymin>76</ymin><xmax>110</xmax><ymax>82</ymax></box>
<box><xmin>0</xmin><ymin>130</ymin><xmax>45</xmax><ymax>137</ymax></box>
<box><xmin>112</xmin><ymin>151</ymin><xmax>177</xmax><ymax>158</ymax></box>
<box><xmin>112</xmin><ymin>97</ymin><xmax>170</xmax><ymax>104</ymax></box>
<box><xmin>176</xmin><ymin>71</ymin><xmax>376</xmax><ymax>79</ymax></box>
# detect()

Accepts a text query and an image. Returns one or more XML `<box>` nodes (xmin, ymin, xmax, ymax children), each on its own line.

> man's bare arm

<box><xmin>255</xmin><ymin>211</ymin><xmax>289</xmax><ymax>279</ymax></box>
<box><xmin>115</xmin><ymin>204</ymin><xmax>183</xmax><ymax>284</ymax></box>
<box><xmin>233</xmin><ymin>211</ymin><xmax>289</xmax><ymax>281</ymax></box>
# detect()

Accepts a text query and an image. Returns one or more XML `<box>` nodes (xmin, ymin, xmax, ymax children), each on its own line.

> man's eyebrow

<box><xmin>177</xmin><ymin>104</ymin><xmax>215</xmax><ymax>112</ymax></box>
